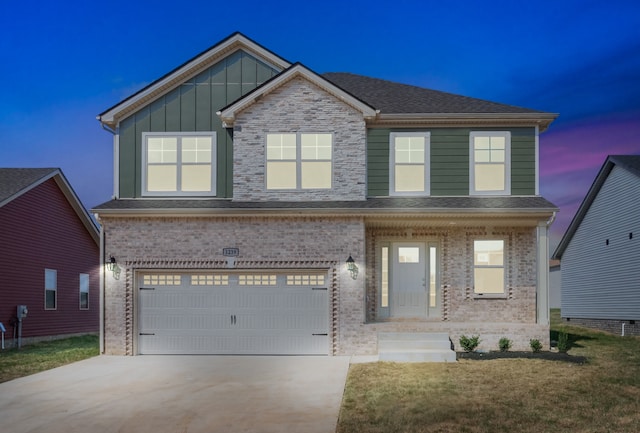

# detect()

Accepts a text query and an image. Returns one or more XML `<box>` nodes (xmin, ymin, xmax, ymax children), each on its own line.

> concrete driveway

<box><xmin>0</xmin><ymin>355</ymin><xmax>353</xmax><ymax>433</ymax></box>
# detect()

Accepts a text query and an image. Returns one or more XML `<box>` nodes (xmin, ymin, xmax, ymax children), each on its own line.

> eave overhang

<box><xmin>370</xmin><ymin>112</ymin><xmax>558</xmax><ymax>132</ymax></box>
<box><xmin>217</xmin><ymin>63</ymin><xmax>378</xmax><ymax>127</ymax></box>
<box><xmin>97</xmin><ymin>32</ymin><xmax>291</xmax><ymax>129</ymax></box>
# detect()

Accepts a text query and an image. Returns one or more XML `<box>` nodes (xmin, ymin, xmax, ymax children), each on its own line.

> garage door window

<box><xmin>191</xmin><ymin>275</ymin><xmax>229</xmax><ymax>285</ymax></box>
<box><xmin>143</xmin><ymin>275</ymin><xmax>181</xmax><ymax>285</ymax></box>
<box><xmin>238</xmin><ymin>274</ymin><xmax>277</xmax><ymax>285</ymax></box>
<box><xmin>287</xmin><ymin>275</ymin><xmax>325</xmax><ymax>285</ymax></box>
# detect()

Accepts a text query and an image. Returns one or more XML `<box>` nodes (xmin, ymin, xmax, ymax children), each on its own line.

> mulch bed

<box><xmin>457</xmin><ymin>351</ymin><xmax>588</xmax><ymax>364</ymax></box>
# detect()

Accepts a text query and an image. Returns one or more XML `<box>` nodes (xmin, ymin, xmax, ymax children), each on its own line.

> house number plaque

<box><xmin>223</xmin><ymin>248</ymin><xmax>239</xmax><ymax>257</ymax></box>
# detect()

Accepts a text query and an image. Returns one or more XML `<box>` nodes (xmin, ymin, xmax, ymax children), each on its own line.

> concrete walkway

<box><xmin>0</xmin><ymin>355</ymin><xmax>352</xmax><ymax>433</ymax></box>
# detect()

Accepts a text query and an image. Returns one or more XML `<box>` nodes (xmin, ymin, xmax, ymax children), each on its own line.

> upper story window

<box><xmin>390</xmin><ymin>132</ymin><xmax>430</xmax><ymax>195</ymax></box>
<box><xmin>142</xmin><ymin>132</ymin><xmax>216</xmax><ymax>196</ymax></box>
<box><xmin>266</xmin><ymin>133</ymin><xmax>332</xmax><ymax>190</ymax></box>
<box><xmin>470</xmin><ymin>131</ymin><xmax>510</xmax><ymax>195</ymax></box>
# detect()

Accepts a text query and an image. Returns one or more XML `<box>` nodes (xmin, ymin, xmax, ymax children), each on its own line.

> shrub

<box><xmin>498</xmin><ymin>337</ymin><xmax>512</xmax><ymax>352</ymax></box>
<box><xmin>459</xmin><ymin>335</ymin><xmax>481</xmax><ymax>352</ymax></box>
<box><xmin>530</xmin><ymin>339</ymin><xmax>543</xmax><ymax>353</ymax></box>
<box><xmin>557</xmin><ymin>332</ymin><xmax>570</xmax><ymax>353</ymax></box>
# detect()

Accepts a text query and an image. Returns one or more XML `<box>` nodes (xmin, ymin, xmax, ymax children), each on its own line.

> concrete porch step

<box><xmin>378</xmin><ymin>332</ymin><xmax>456</xmax><ymax>363</ymax></box>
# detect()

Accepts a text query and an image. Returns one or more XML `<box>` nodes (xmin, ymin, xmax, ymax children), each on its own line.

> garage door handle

<box><xmin>139</xmin><ymin>333</ymin><xmax>155</xmax><ymax>336</ymax></box>
<box><xmin>230</xmin><ymin>315</ymin><xmax>237</xmax><ymax>325</ymax></box>
<box><xmin>312</xmin><ymin>333</ymin><xmax>328</xmax><ymax>336</ymax></box>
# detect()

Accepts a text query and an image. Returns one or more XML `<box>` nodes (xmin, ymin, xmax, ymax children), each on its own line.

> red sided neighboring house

<box><xmin>0</xmin><ymin>168</ymin><xmax>99</xmax><ymax>347</ymax></box>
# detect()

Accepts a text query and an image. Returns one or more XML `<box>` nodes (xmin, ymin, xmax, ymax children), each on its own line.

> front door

<box><xmin>389</xmin><ymin>242</ymin><xmax>440</xmax><ymax>319</ymax></box>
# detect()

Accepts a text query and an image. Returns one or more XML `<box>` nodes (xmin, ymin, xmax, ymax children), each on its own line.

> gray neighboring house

<box><xmin>553</xmin><ymin>155</ymin><xmax>640</xmax><ymax>336</ymax></box>
<box><xmin>549</xmin><ymin>259</ymin><xmax>561</xmax><ymax>309</ymax></box>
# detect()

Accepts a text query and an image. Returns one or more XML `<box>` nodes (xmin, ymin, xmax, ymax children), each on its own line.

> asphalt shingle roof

<box><xmin>322</xmin><ymin>72</ymin><xmax>546</xmax><ymax>115</ymax></box>
<box><xmin>0</xmin><ymin>168</ymin><xmax>58</xmax><ymax>204</ymax></box>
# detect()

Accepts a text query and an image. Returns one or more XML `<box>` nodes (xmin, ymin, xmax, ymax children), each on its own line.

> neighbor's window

<box><xmin>473</xmin><ymin>240</ymin><xmax>505</xmax><ymax>295</ymax></box>
<box><xmin>79</xmin><ymin>273</ymin><xmax>89</xmax><ymax>310</ymax></box>
<box><xmin>45</xmin><ymin>269</ymin><xmax>57</xmax><ymax>310</ymax></box>
<box><xmin>266</xmin><ymin>133</ymin><xmax>332</xmax><ymax>190</ymax></box>
<box><xmin>390</xmin><ymin>132</ymin><xmax>430</xmax><ymax>195</ymax></box>
<box><xmin>470</xmin><ymin>132</ymin><xmax>510</xmax><ymax>195</ymax></box>
<box><xmin>143</xmin><ymin>132</ymin><xmax>216</xmax><ymax>196</ymax></box>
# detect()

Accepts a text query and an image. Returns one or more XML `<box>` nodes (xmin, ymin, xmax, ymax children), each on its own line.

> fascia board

<box><xmin>373</xmin><ymin>112</ymin><xmax>558</xmax><ymax>131</ymax></box>
<box><xmin>218</xmin><ymin>64</ymin><xmax>378</xmax><ymax>126</ymax></box>
<box><xmin>98</xmin><ymin>33</ymin><xmax>291</xmax><ymax>127</ymax></box>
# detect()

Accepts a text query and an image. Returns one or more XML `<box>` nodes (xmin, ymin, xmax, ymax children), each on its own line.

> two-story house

<box><xmin>93</xmin><ymin>33</ymin><xmax>557</xmax><ymax>357</ymax></box>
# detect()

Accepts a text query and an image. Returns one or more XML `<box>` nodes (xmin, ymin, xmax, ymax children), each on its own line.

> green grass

<box><xmin>337</xmin><ymin>310</ymin><xmax>640</xmax><ymax>433</ymax></box>
<box><xmin>0</xmin><ymin>335</ymin><xmax>99</xmax><ymax>383</ymax></box>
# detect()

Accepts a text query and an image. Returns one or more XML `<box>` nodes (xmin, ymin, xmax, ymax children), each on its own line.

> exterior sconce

<box><xmin>346</xmin><ymin>255</ymin><xmax>359</xmax><ymax>280</ymax></box>
<box><xmin>106</xmin><ymin>255</ymin><xmax>121</xmax><ymax>280</ymax></box>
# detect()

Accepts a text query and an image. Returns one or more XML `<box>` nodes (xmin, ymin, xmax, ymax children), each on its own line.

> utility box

<box><xmin>17</xmin><ymin>305</ymin><xmax>28</xmax><ymax>320</ymax></box>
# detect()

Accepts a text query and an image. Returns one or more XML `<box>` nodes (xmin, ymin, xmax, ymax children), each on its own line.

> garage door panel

<box><xmin>138</xmin><ymin>272</ymin><xmax>329</xmax><ymax>355</ymax></box>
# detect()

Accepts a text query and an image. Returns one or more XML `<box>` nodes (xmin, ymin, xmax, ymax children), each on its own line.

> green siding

<box><xmin>367</xmin><ymin>127</ymin><xmax>537</xmax><ymax>197</ymax></box>
<box><xmin>118</xmin><ymin>50</ymin><xmax>279</xmax><ymax>198</ymax></box>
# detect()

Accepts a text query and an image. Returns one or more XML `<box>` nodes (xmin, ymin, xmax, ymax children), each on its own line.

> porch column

<box><xmin>537</xmin><ymin>221</ymin><xmax>550</xmax><ymax>325</ymax></box>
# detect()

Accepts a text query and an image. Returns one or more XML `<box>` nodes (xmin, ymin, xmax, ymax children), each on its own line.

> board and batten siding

<box><xmin>367</xmin><ymin>127</ymin><xmax>536</xmax><ymax>196</ymax></box>
<box><xmin>561</xmin><ymin>165</ymin><xmax>640</xmax><ymax>320</ymax></box>
<box><xmin>118</xmin><ymin>50</ymin><xmax>280</xmax><ymax>198</ymax></box>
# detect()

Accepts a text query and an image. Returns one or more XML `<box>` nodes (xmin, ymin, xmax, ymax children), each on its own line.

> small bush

<box><xmin>557</xmin><ymin>332</ymin><xmax>570</xmax><ymax>353</ymax></box>
<box><xmin>498</xmin><ymin>337</ymin><xmax>512</xmax><ymax>352</ymax></box>
<box><xmin>530</xmin><ymin>339</ymin><xmax>543</xmax><ymax>353</ymax></box>
<box><xmin>459</xmin><ymin>335</ymin><xmax>481</xmax><ymax>352</ymax></box>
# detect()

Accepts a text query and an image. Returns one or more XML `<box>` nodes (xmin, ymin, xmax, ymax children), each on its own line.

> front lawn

<box><xmin>0</xmin><ymin>335</ymin><xmax>99</xmax><ymax>383</ymax></box>
<box><xmin>337</xmin><ymin>312</ymin><xmax>640</xmax><ymax>433</ymax></box>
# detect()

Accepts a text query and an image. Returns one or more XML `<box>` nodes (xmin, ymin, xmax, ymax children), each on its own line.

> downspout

<box><xmin>622</xmin><ymin>322</ymin><xmax>626</xmax><ymax>337</ymax></box>
<box><xmin>97</xmin><ymin>214</ymin><xmax>105</xmax><ymax>354</ymax></box>
<box><xmin>99</xmin><ymin>119</ymin><xmax>119</xmax><ymax>200</ymax></box>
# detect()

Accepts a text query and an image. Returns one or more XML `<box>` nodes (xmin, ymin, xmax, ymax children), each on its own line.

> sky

<box><xmin>1</xmin><ymin>0</ymin><xmax>639</xmax><ymax>251</ymax></box>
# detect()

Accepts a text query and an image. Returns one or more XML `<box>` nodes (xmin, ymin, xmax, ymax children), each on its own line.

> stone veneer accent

<box><xmin>100</xmin><ymin>215</ymin><xmax>365</xmax><ymax>355</ymax></box>
<box><xmin>231</xmin><ymin>76</ymin><xmax>367</xmax><ymax>201</ymax></box>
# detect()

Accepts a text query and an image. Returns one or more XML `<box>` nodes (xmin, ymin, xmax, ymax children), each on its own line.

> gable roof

<box><xmin>0</xmin><ymin>168</ymin><xmax>99</xmax><ymax>245</ymax></box>
<box><xmin>97</xmin><ymin>32</ymin><xmax>291</xmax><ymax>128</ymax></box>
<box><xmin>553</xmin><ymin>155</ymin><xmax>640</xmax><ymax>259</ymax></box>
<box><xmin>323</xmin><ymin>72</ymin><xmax>557</xmax><ymax>130</ymax></box>
<box><xmin>217</xmin><ymin>63</ymin><xmax>378</xmax><ymax>126</ymax></box>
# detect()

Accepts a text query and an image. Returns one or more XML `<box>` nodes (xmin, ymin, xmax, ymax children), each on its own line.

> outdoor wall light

<box><xmin>346</xmin><ymin>255</ymin><xmax>359</xmax><ymax>280</ymax></box>
<box><xmin>106</xmin><ymin>255</ymin><xmax>121</xmax><ymax>280</ymax></box>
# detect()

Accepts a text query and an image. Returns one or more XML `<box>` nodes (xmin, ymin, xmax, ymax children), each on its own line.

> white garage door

<box><xmin>137</xmin><ymin>271</ymin><xmax>329</xmax><ymax>355</ymax></box>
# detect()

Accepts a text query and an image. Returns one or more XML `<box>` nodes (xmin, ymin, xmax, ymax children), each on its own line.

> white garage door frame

<box><xmin>133</xmin><ymin>268</ymin><xmax>333</xmax><ymax>355</ymax></box>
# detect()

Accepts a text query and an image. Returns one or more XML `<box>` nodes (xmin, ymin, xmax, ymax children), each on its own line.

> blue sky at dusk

<box><xmin>1</xmin><ymin>0</ymin><xmax>639</xmax><ymax>250</ymax></box>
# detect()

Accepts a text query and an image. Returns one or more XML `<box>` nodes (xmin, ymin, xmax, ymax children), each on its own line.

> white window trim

<box><xmin>45</xmin><ymin>269</ymin><xmax>57</xmax><ymax>310</ymax></box>
<box><xmin>141</xmin><ymin>132</ymin><xmax>217</xmax><ymax>197</ymax></box>
<box><xmin>472</xmin><ymin>239</ymin><xmax>507</xmax><ymax>299</ymax></box>
<box><xmin>265</xmin><ymin>132</ymin><xmax>334</xmax><ymax>191</ymax></box>
<box><xmin>80</xmin><ymin>273</ymin><xmax>90</xmax><ymax>310</ymax></box>
<box><xmin>469</xmin><ymin>131</ymin><xmax>511</xmax><ymax>196</ymax></box>
<box><xmin>389</xmin><ymin>132</ymin><xmax>431</xmax><ymax>196</ymax></box>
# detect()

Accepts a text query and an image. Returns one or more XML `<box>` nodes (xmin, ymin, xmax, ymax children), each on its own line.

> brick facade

<box><xmin>231</xmin><ymin>76</ymin><xmax>367</xmax><ymax>202</ymax></box>
<box><xmin>101</xmin><ymin>215</ymin><xmax>548</xmax><ymax>355</ymax></box>
<box><xmin>564</xmin><ymin>317</ymin><xmax>640</xmax><ymax>337</ymax></box>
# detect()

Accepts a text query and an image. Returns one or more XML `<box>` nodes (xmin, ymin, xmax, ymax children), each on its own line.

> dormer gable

<box><xmin>98</xmin><ymin>32</ymin><xmax>291</xmax><ymax>129</ymax></box>
<box><xmin>217</xmin><ymin>63</ymin><xmax>378</xmax><ymax>128</ymax></box>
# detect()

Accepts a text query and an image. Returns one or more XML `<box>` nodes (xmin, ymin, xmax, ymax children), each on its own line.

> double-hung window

<box><xmin>266</xmin><ymin>133</ymin><xmax>332</xmax><ymax>190</ymax></box>
<box><xmin>470</xmin><ymin>131</ymin><xmax>510</xmax><ymax>195</ymax></box>
<box><xmin>143</xmin><ymin>132</ymin><xmax>216</xmax><ymax>196</ymax></box>
<box><xmin>79</xmin><ymin>273</ymin><xmax>89</xmax><ymax>310</ymax></box>
<box><xmin>390</xmin><ymin>132</ymin><xmax>430</xmax><ymax>195</ymax></box>
<box><xmin>45</xmin><ymin>269</ymin><xmax>57</xmax><ymax>310</ymax></box>
<box><xmin>473</xmin><ymin>240</ymin><xmax>505</xmax><ymax>296</ymax></box>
